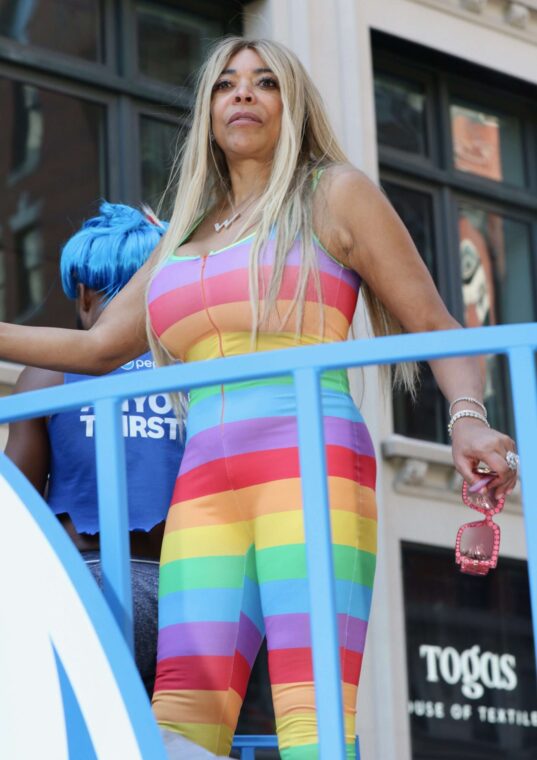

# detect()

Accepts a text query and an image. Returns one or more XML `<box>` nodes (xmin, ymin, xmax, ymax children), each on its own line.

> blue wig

<box><xmin>60</xmin><ymin>202</ymin><xmax>167</xmax><ymax>302</ymax></box>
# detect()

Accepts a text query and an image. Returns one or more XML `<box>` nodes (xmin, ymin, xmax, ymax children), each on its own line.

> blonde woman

<box><xmin>0</xmin><ymin>38</ymin><xmax>517</xmax><ymax>758</ymax></box>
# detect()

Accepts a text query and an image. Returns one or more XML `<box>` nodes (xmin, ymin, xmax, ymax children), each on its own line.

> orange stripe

<box><xmin>164</xmin><ymin>489</ymin><xmax>242</xmax><ymax>532</ymax></box>
<box><xmin>165</xmin><ymin>477</ymin><xmax>376</xmax><ymax>531</ymax></box>
<box><xmin>271</xmin><ymin>681</ymin><xmax>357</xmax><ymax>716</ymax></box>
<box><xmin>151</xmin><ymin>688</ymin><xmax>242</xmax><ymax>728</ymax></box>
<box><xmin>159</xmin><ymin>302</ymin><xmax>350</xmax><ymax>362</ymax></box>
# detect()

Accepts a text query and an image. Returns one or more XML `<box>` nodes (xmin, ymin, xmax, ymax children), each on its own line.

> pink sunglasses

<box><xmin>455</xmin><ymin>475</ymin><xmax>505</xmax><ymax>576</ymax></box>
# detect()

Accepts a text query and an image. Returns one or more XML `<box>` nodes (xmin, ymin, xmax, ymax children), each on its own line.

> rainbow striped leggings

<box><xmin>152</xmin><ymin>382</ymin><xmax>377</xmax><ymax>758</ymax></box>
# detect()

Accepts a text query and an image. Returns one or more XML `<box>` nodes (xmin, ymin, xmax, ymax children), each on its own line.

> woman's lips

<box><xmin>228</xmin><ymin>112</ymin><xmax>262</xmax><ymax>125</ymax></box>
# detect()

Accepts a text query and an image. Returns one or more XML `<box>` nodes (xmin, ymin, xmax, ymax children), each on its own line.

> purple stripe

<box><xmin>265</xmin><ymin>613</ymin><xmax>367</xmax><ymax>653</ymax></box>
<box><xmin>180</xmin><ymin>416</ymin><xmax>374</xmax><ymax>474</ymax></box>
<box><xmin>157</xmin><ymin>621</ymin><xmax>238</xmax><ymax>660</ymax></box>
<box><xmin>236</xmin><ymin>612</ymin><xmax>264</xmax><ymax>667</ymax></box>
<box><xmin>157</xmin><ymin>613</ymin><xmax>263</xmax><ymax>664</ymax></box>
<box><xmin>148</xmin><ymin>237</ymin><xmax>359</xmax><ymax>301</ymax></box>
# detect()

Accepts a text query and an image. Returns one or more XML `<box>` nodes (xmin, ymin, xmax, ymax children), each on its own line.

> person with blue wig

<box><xmin>5</xmin><ymin>201</ymin><xmax>185</xmax><ymax>696</ymax></box>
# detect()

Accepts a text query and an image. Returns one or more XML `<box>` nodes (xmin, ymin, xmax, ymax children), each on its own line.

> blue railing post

<box><xmin>294</xmin><ymin>367</ymin><xmax>346</xmax><ymax>759</ymax></box>
<box><xmin>94</xmin><ymin>396</ymin><xmax>134</xmax><ymax>651</ymax></box>
<box><xmin>508</xmin><ymin>346</ymin><xmax>537</xmax><ymax>666</ymax></box>
<box><xmin>232</xmin><ymin>735</ymin><xmax>279</xmax><ymax>757</ymax></box>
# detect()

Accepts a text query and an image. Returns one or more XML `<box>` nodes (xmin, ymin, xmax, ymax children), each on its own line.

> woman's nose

<box><xmin>233</xmin><ymin>83</ymin><xmax>254</xmax><ymax>103</ymax></box>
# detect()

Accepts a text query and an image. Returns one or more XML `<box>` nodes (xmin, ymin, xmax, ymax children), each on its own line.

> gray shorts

<box><xmin>82</xmin><ymin>550</ymin><xmax>158</xmax><ymax>696</ymax></box>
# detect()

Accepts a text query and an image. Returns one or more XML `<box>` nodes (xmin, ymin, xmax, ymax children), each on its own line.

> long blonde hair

<box><xmin>147</xmin><ymin>36</ymin><xmax>417</xmax><ymax>402</ymax></box>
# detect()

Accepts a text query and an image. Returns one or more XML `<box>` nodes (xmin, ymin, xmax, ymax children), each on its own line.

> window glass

<box><xmin>0</xmin><ymin>77</ymin><xmax>106</xmax><ymax>327</ymax></box>
<box><xmin>458</xmin><ymin>204</ymin><xmax>532</xmax><ymax>431</ymax></box>
<box><xmin>136</xmin><ymin>2</ymin><xmax>222</xmax><ymax>87</ymax></box>
<box><xmin>402</xmin><ymin>543</ymin><xmax>536</xmax><ymax>759</ymax></box>
<box><xmin>0</xmin><ymin>0</ymin><xmax>103</xmax><ymax>61</ymax></box>
<box><xmin>450</xmin><ymin>103</ymin><xmax>525</xmax><ymax>187</ymax></box>
<box><xmin>375</xmin><ymin>74</ymin><xmax>428</xmax><ymax>156</ymax></box>
<box><xmin>15</xmin><ymin>226</ymin><xmax>44</xmax><ymax>321</ymax></box>
<box><xmin>140</xmin><ymin>116</ymin><xmax>178</xmax><ymax>216</ymax></box>
<box><xmin>383</xmin><ymin>183</ymin><xmax>446</xmax><ymax>443</ymax></box>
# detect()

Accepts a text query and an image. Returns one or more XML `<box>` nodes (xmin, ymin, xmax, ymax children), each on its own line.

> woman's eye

<box><xmin>258</xmin><ymin>77</ymin><xmax>278</xmax><ymax>89</ymax></box>
<box><xmin>213</xmin><ymin>79</ymin><xmax>232</xmax><ymax>91</ymax></box>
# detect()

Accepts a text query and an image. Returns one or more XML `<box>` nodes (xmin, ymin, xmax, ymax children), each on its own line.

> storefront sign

<box><xmin>402</xmin><ymin>542</ymin><xmax>537</xmax><ymax>759</ymax></box>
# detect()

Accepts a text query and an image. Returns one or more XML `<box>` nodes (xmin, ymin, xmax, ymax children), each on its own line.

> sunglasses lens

<box><xmin>473</xmin><ymin>491</ymin><xmax>499</xmax><ymax>511</ymax></box>
<box><xmin>460</xmin><ymin>525</ymin><xmax>494</xmax><ymax>561</ymax></box>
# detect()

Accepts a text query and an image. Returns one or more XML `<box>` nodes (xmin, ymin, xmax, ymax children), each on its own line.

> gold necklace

<box><xmin>214</xmin><ymin>193</ymin><xmax>260</xmax><ymax>233</ymax></box>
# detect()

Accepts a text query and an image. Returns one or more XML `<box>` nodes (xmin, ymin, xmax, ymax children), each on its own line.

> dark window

<box><xmin>140</xmin><ymin>115</ymin><xmax>179</xmax><ymax>214</ymax></box>
<box><xmin>136</xmin><ymin>1</ymin><xmax>223</xmax><ymax>88</ymax></box>
<box><xmin>402</xmin><ymin>542</ymin><xmax>536</xmax><ymax>759</ymax></box>
<box><xmin>0</xmin><ymin>0</ymin><xmax>104</xmax><ymax>61</ymax></box>
<box><xmin>450</xmin><ymin>101</ymin><xmax>526</xmax><ymax>188</ymax></box>
<box><xmin>14</xmin><ymin>225</ymin><xmax>44</xmax><ymax>321</ymax></box>
<box><xmin>1</xmin><ymin>76</ymin><xmax>106</xmax><ymax>327</ymax></box>
<box><xmin>10</xmin><ymin>82</ymin><xmax>42</xmax><ymax>175</ymax></box>
<box><xmin>375</xmin><ymin>74</ymin><xmax>428</xmax><ymax>157</ymax></box>
<box><xmin>0</xmin><ymin>1</ymin><xmax>243</xmax><ymax>328</ymax></box>
<box><xmin>373</xmin><ymin>35</ymin><xmax>537</xmax><ymax>442</ymax></box>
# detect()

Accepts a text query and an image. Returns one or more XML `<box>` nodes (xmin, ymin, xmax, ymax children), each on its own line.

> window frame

<box><xmin>373</xmin><ymin>36</ymin><xmax>537</xmax><ymax>443</ymax></box>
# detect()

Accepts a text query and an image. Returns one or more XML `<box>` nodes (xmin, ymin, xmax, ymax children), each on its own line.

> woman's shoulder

<box><xmin>316</xmin><ymin>163</ymin><xmax>378</xmax><ymax>200</ymax></box>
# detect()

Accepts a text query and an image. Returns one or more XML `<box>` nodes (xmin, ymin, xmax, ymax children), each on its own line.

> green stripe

<box><xmin>256</xmin><ymin>544</ymin><xmax>376</xmax><ymax>587</ymax></box>
<box><xmin>159</xmin><ymin>556</ymin><xmax>244</xmax><ymax>596</ymax></box>
<box><xmin>280</xmin><ymin>743</ymin><xmax>356</xmax><ymax>760</ymax></box>
<box><xmin>189</xmin><ymin>369</ymin><xmax>349</xmax><ymax>406</ymax></box>
<box><xmin>159</xmin><ymin>548</ymin><xmax>258</xmax><ymax>596</ymax></box>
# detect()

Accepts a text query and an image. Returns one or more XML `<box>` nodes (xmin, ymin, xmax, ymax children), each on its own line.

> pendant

<box><xmin>214</xmin><ymin>211</ymin><xmax>240</xmax><ymax>232</ymax></box>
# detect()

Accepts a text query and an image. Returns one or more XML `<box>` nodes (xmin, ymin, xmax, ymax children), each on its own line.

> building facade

<box><xmin>1</xmin><ymin>2</ymin><xmax>536</xmax><ymax>758</ymax></box>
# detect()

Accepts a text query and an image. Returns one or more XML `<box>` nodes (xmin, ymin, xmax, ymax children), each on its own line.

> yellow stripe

<box><xmin>186</xmin><ymin>331</ymin><xmax>331</xmax><ymax>363</ymax></box>
<box><xmin>275</xmin><ymin>710</ymin><xmax>355</xmax><ymax>748</ymax></box>
<box><xmin>254</xmin><ymin>510</ymin><xmax>377</xmax><ymax>554</ymax></box>
<box><xmin>161</xmin><ymin>521</ymin><xmax>252</xmax><ymax>564</ymax></box>
<box><xmin>155</xmin><ymin>721</ymin><xmax>233</xmax><ymax>754</ymax></box>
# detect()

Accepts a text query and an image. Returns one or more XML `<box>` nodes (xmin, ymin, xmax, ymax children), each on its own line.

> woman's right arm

<box><xmin>0</xmin><ymin>255</ymin><xmax>154</xmax><ymax>375</ymax></box>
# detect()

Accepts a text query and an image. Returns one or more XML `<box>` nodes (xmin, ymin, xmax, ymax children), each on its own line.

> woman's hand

<box><xmin>451</xmin><ymin>418</ymin><xmax>518</xmax><ymax>498</ymax></box>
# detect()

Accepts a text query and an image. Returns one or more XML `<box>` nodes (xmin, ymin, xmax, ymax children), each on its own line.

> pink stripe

<box><xmin>148</xmin><ymin>264</ymin><xmax>355</xmax><ymax>339</ymax></box>
<box><xmin>157</xmin><ymin>614</ymin><xmax>263</xmax><ymax>664</ymax></box>
<box><xmin>179</xmin><ymin>416</ymin><xmax>374</xmax><ymax>475</ymax></box>
<box><xmin>148</xmin><ymin>237</ymin><xmax>359</xmax><ymax>301</ymax></box>
<box><xmin>265</xmin><ymin>613</ymin><xmax>367</xmax><ymax>653</ymax></box>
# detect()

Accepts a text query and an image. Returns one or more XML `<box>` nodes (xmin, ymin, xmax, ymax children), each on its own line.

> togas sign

<box><xmin>402</xmin><ymin>543</ymin><xmax>537</xmax><ymax>760</ymax></box>
<box><xmin>419</xmin><ymin>643</ymin><xmax>517</xmax><ymax>699</ymax></box>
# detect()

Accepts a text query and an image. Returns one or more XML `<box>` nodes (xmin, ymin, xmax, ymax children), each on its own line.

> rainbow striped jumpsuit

<box><xmin>147</xmin><ymin>231</ymin><xmax>377</xmax><ymax>759</ymax></box>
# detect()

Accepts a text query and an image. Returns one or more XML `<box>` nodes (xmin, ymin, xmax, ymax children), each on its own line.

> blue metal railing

<box><xmin>1</xmin><ymin>323</ymin><xmax>536</xmax><ymax>758</ymax></box>
<box><xmin>231</xmin><ymin>734</ymin><xmax>361</xmax><ymax>758</ymax></box>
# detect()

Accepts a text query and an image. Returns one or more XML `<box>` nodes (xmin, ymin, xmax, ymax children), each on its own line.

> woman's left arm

<box><xmin>320</xmin><ymin>166</ymin><xmax>517</xmax><ymax>497</ymax></box>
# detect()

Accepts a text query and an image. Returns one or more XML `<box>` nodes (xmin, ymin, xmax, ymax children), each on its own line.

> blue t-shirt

<box><xmin>47</xmin><ymin>353</ymin><xmax>183</xmax><ymax>534</ymax></box>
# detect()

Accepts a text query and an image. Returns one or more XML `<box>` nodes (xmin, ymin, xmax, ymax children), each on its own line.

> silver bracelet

<box><xmin>449</xmin><ymin>396</ymin><xmax>487</xmax><ymax>418</ymax></box>
<box><xmin>448</xmin><ymin>410</ymin><xmax>490</xmax><ymax>438</ymax></box>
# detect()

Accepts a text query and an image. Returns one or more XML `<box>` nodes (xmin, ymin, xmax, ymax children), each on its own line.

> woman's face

<box><xmin>210</xmin><ymin>47</ymin><xmax>283</xmax><ymax>163</ymax></box>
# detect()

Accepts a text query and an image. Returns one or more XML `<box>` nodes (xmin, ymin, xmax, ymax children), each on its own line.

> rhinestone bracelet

<box><xmin>448</xmin><ymin>410</ymin><xmax>490</xmax><ymax>438</ymax></box>
<box><xmin>449</xmin><ymin>396</ymin><xmax>487</xmax><ymax>418</ymax></box>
